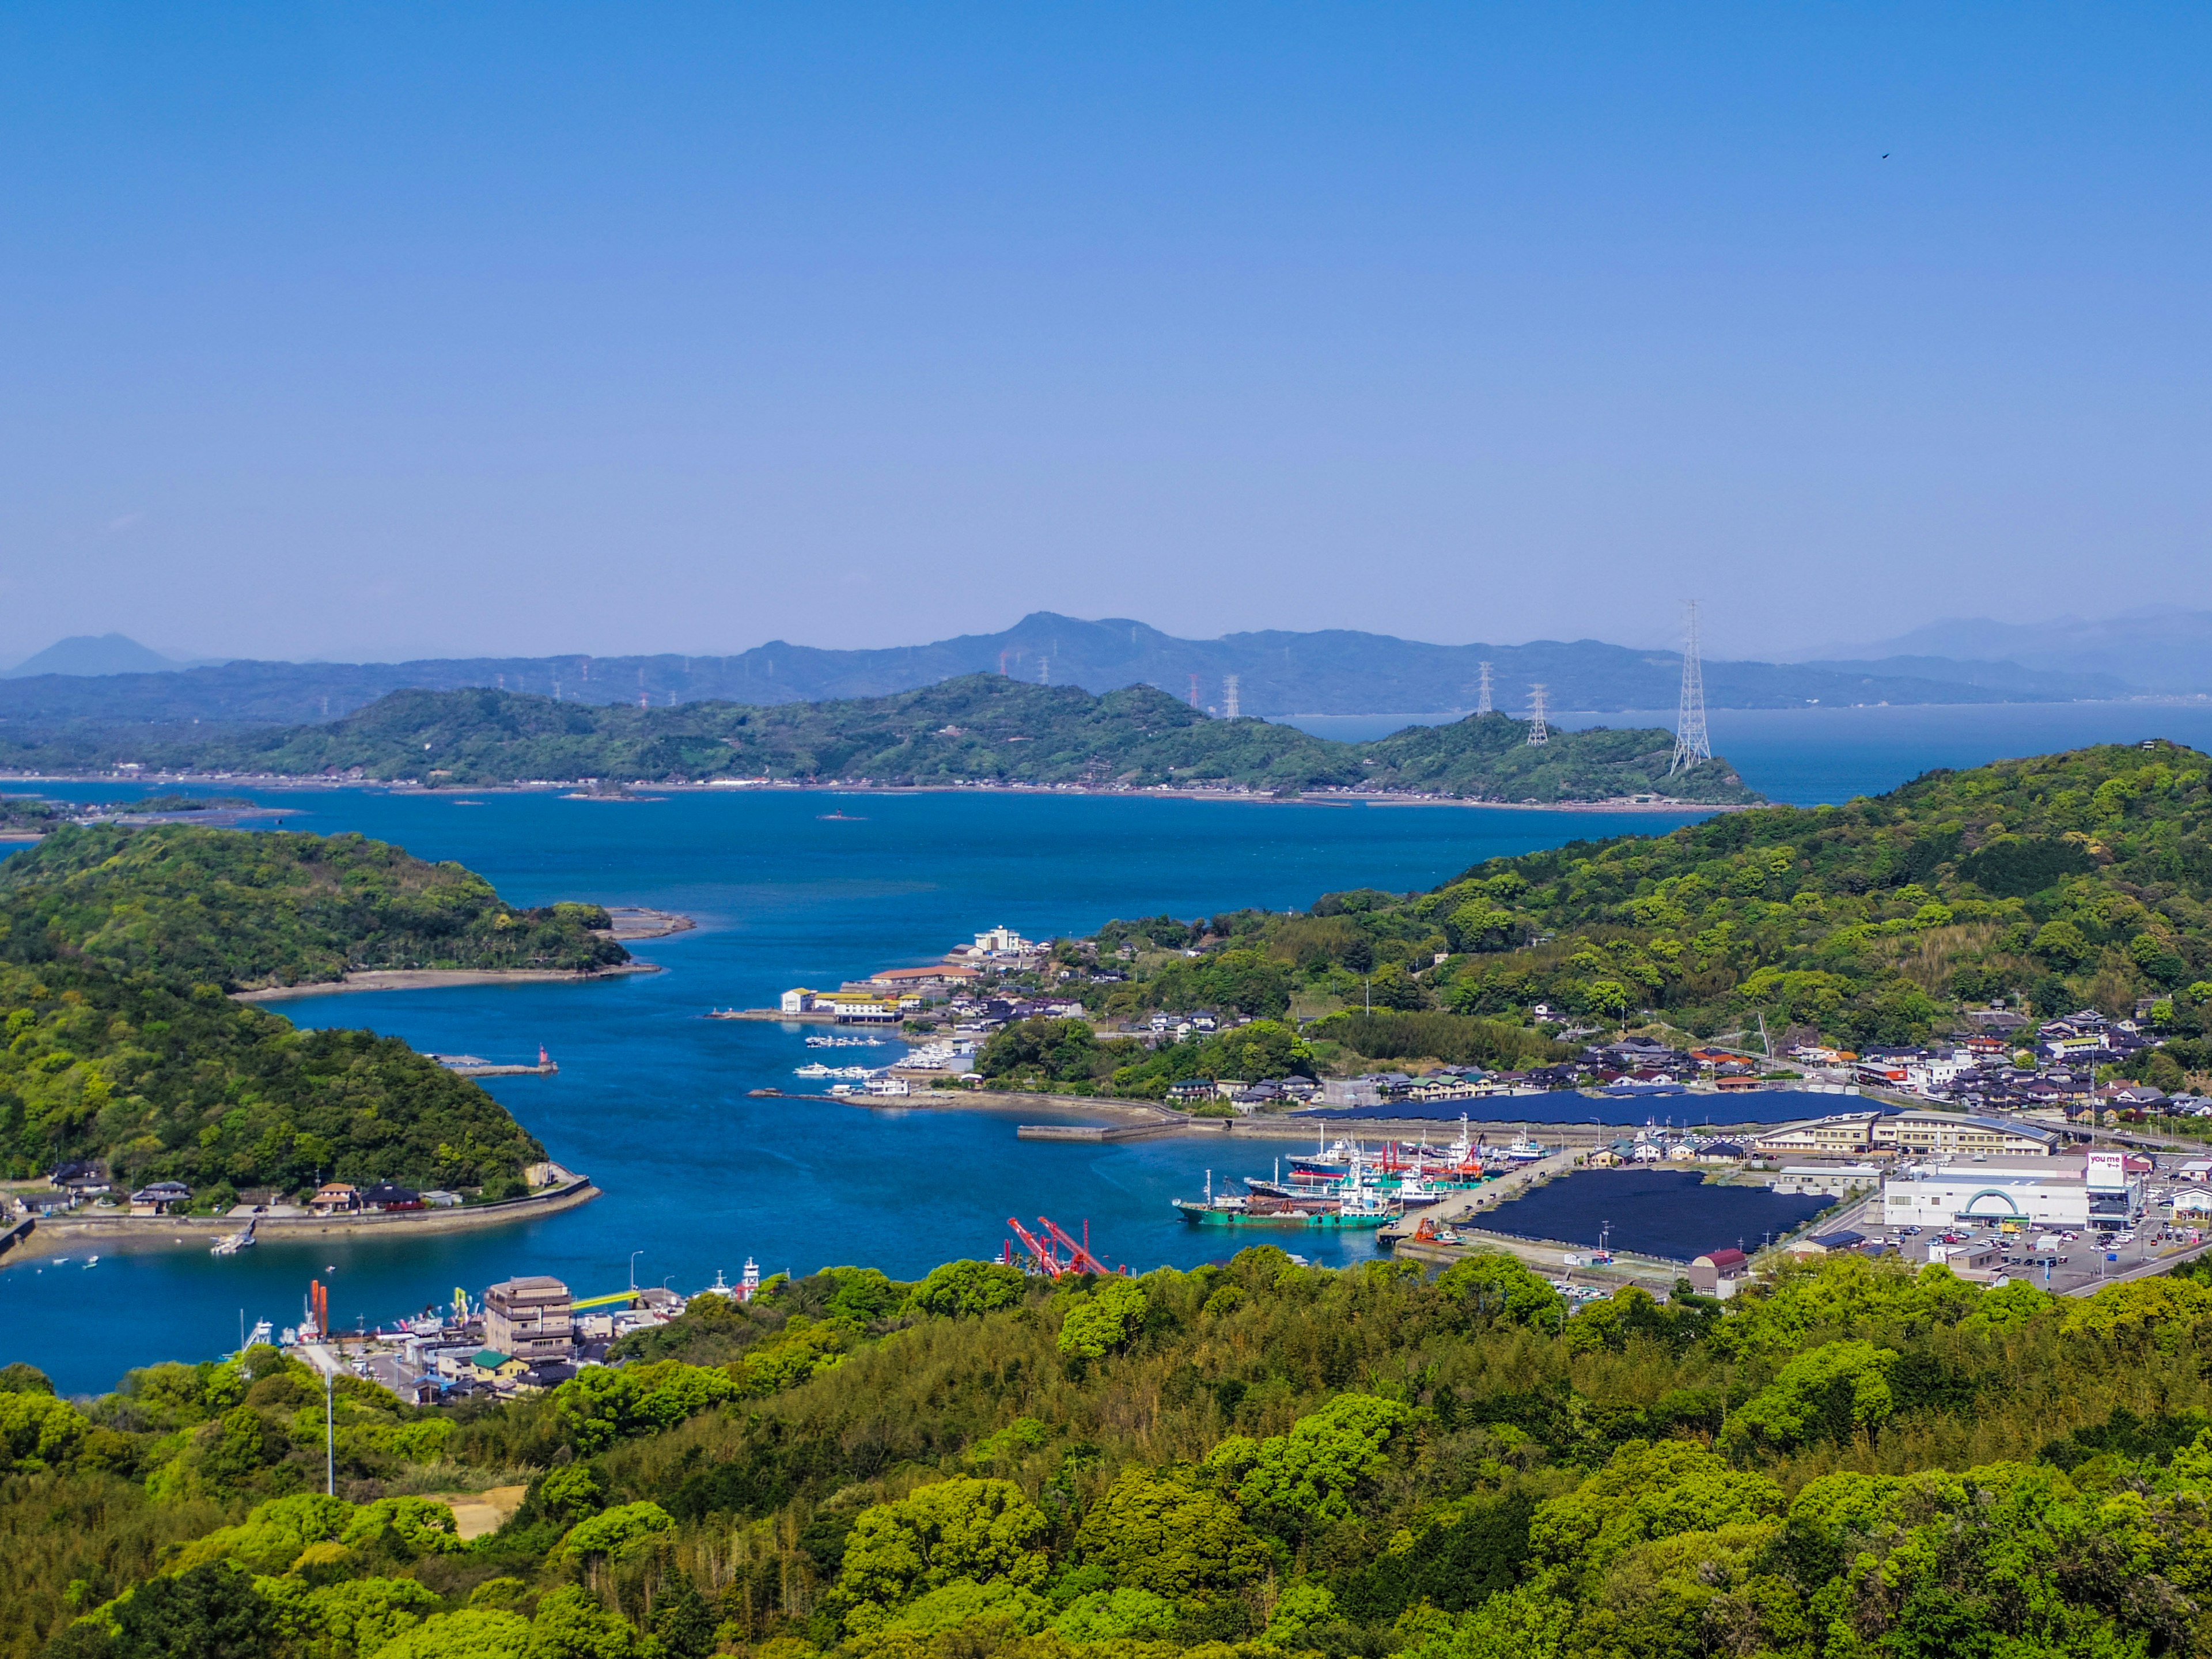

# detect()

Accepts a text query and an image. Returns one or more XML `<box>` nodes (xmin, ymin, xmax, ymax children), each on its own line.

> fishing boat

<box><xmin>1176</xmin><ymin>1164</ymin><xmax>1402</xmax><ymax>1229</ymax></box>
<box><xmin>211</xmin><ymin>1218</ymin><xmax>257</xmax><ymax>1257</ymax></box>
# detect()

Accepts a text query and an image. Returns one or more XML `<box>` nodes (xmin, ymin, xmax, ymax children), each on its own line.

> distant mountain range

<box><xmin>1806</xmin><ymin>608</ymin><xmax>2212</xmax><ymax>695</ymax></box>
<box><xmin>0</xmin><ymin>614</ymin><xmax>2135</xmax><ymax>732</ymax></box>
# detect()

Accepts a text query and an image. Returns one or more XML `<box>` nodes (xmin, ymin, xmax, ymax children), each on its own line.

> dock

<box><xmin>441</xmin><ymin>1060</ymin><xmax>558</xmax><ymax>1078</ymax></box>
<box><xmin>0</xmin><ymin>1216</ymin><xmax>32</xmax><ymax>1262</ymax></box>
<box><xmin>1016</xmin><ymin>1120</ymin><xmax>1211</xmax><ymax>1143</ymax></box>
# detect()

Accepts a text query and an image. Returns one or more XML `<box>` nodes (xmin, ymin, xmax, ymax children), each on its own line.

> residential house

<box><xmin>128</xmin><ymin>1181</ymin><xmax>192</xmax><ymax>1217</ymax></box>
<box><xmin>1687</xmin><ymin>1249</ymin><xmax>1750</xmax><ymax>1295</ymax></box>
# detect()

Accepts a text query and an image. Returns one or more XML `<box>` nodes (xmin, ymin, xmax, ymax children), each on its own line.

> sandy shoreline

<box><xmin>232</xmin><ymin>963</ymin><xmax>662</xmax><ymax>1002</ymax></box>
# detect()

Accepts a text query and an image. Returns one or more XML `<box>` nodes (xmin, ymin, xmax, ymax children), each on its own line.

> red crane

<box><xmin>1006</xmin><ymin>1217</ymin><xmax>1067</xmax><ymax>1277</ymax></box>
<box><xmin>1037</xmin><ymin>1216</ymin><xmax>1119</xmax><ymax>1276</ymax></box>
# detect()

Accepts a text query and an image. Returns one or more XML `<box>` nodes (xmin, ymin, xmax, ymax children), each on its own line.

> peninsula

<box><xmin>2</xmin><ymin>675</ymin><xmax>1758</xmax><ymax>805</ymax></box>
<box><xmin>863</xmin><ymin>742</ymin><xmax>2212</xmax><ymax>1107</ymax></box>
<box><xmin>0</xmin><ymin>824</ymin><xmax>625</xmax><ymax>1218</ymax></box>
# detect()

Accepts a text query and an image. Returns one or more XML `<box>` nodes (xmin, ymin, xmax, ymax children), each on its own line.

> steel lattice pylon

<box><xmin>1669</xmin><ymin>600</ymin><xmax>1711</xmax><ymax>775</ymax></box>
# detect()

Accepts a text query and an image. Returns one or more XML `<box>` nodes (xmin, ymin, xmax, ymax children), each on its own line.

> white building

<box><xmin>1880</xmin><ymin>1153</ymin><xmax>2137</xmax><ymax>1229</ymax></box>
<box><xmin>1883</xmin><ymin>1159</ymin><xmax>2086</xmax><ymax>1228</ymax></box>
<box><xmin>972</xmin><ymin>925</ymin><xmax>1037</xmax><ymax>956</ymax></box>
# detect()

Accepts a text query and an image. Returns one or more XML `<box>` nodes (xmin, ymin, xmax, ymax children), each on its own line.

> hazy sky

<box><xmin>5</xmin><ymin>6</ymin><xmax>2207</xmax><ymax>666</ymax></box>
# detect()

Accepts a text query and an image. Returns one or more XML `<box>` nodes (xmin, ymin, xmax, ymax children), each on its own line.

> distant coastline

<box><xmin>0</xmin><ymin>772</ymin><xmax>1740</xmax><ymax>813</ymax></box>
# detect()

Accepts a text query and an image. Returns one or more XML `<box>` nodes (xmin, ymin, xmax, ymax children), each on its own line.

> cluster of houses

<box><xmin>782</xmin><ymin>927</ymin><xmax>1062</xmax><ymax>1024</ymax></box>
<box><xmin>23</xmin><ymin>1162</ymin><xmax>503</xmax><ymax>1221</ymax></box>
<box><xmin>376</xmin><ymin>1262</ymin><xmax>762</xmax><ymax>1401</ymax></box>
<box><xmin>1792</xmin><ymin>1007</ymin><xmax>2174</xmax><ymax>1120</ymax></box>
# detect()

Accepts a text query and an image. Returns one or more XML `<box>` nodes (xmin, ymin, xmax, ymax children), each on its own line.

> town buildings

<box><xmin>483</xmin><ymin>1275</ymin><xmax>575</xmax><ymax>1365</ymax></box>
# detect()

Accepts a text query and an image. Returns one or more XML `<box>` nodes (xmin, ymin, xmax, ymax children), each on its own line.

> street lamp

<box><xmin>629</xmin><ymin>1250</ymin><xmax>643</xmax><ymax>1292</ymax></box>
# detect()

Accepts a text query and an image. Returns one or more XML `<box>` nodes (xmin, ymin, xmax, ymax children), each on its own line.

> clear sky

<box><xmin>4</xmin><ymin>5</ymin><xmax>2207</xmax><ymax>665</ymax></box>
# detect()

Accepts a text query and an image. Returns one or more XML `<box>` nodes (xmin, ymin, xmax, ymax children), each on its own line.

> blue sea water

<box><xmin>6</xmin><ymin>698</ymin><xmax>2204</xmax><ymax>1391</ymax></box>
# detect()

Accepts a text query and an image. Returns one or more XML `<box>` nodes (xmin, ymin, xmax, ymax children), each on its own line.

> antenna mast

<box><xmin>1475</xmin><ymin>661</ymin><xmax>1493</xmax><ymax>715</ymax></box>
<box><xmin>1525</xmin><ymin>684</ymin><xmax>1549</xmax><ymax>745</ymax></box>
<box><xmin>1668</xmin><ymin>600</ymin><xmax>1711</xmax><ymax>775</ymax></box>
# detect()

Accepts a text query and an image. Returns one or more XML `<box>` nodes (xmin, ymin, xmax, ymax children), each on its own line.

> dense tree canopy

<box><xmin>0</xmin><ymin>824</ymin><xmax>620</xmax><ymax>1193</ymax></box>
<box><xmin>1</xmin><ymin>824</ymin><xmax>626</xmax><ymax>990</ymax></box>
<box><xmin>1075</xmin><ymin>742</ymin><xmax>2212</xmax><ymax>1050</ymax></box>
<box><xmin>16</xmin><ymin>1245</ymin><xmax>2212</xmax><ymax>1659</ymax></box>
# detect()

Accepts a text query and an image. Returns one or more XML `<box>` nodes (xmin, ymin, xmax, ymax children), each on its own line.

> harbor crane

<box><xmin>1003</xmin><ymin>1216</ymin><xmax>1127</xmax><ymax>1278</ymax></box>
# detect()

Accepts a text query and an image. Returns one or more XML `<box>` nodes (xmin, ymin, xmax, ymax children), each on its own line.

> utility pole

<box><xmin>1669</xmin><ymin>601</ymin><xmax>1712</xmax><ymax>775</ymax></box>
<box><xmin>324</xmin><ymin>1368</ymin><xmax>335</xmax><ymax>1497</ymax></box>
<box><xmin>1525</xmin><ymin>685</ymin><xmax>1550</xmax><ymax>746</ymax></box>
<box><xmin>1475</xmin><ymin>662</ymin><xmax>1493</xmax><ymax>715</ymax></box>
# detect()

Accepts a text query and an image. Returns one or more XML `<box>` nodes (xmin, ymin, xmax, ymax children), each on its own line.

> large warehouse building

<box><xmin>1881</xmin><ymin>1151</ymin><xmax>2137</xmax><ymax>1230</ymax></box>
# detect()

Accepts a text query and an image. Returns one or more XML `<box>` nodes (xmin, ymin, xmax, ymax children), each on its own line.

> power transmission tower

<box><xmin>1223</xmin><ymin>675</ymin><xmax>1240</xmax><ymax>718</ymax></box>
<box><xmin>1476</xmin><ymin>661</ymin><xmax>1493</xmax><ymax>715</ymax></box>
<box><xmin>1525</xmin><ymin>684</ymin><xmax>1549</xmax><ymax>745</ymax></box>
<box><xmin>1188</xmin><ymin>674</ymin><xmax>1201</xmax><ymax>709</ymax></box>
<box><xmin>1669</xmin><ymin>600</ymin><xmax>1711</xmax><ymax>775</ymax></box>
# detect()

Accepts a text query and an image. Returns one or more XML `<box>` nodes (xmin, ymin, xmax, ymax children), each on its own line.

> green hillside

<box><xmin>10</xmin><ymin>1249</ymin><xmax>2212</xmax><ymax>1659</ymax></box>
<box><xmin>7</xmin><ymin>677</ymin><xmax>1757</xmax><ymax>805</ymax></box>
<box><xmin>0</xmin><ymin>824</ymin><xmax>629</xmax><ymax>991</ymax></box>
<box><xmin>1073</xmin><ymin>741</ymin><xmax>2212</xmax><ymax>1049</ymax></box>
<box><xmin>0</xmin><ymin>824</ymin><xmax>629</xmax><ymax>1198</ymax></box>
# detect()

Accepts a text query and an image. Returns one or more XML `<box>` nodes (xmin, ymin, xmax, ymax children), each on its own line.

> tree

<box><xmin>1206</xmin><ymin>1394</ymin><xmax>1412</xmax><ymax>1534</ymax></box>
<box><xmin>112</xmin><ymin>1563</ymin><xmax>270</xmax><ymax>1659</ymax></box>
<box><xmin>529</xmin><ymin>1587</ymin><xmax>637</xmax><ymax>1659</ymax></box>
<box><xmin>1435</xmin><ymin>1252</ymin><xmax>1566</xmax><ymax>1328</ymax></box>
<box><xmin>373</xmin><ymin>1610</ymin><xmax>535</xmax><ymax>1659</ymax></box>
<box><xmin>1056</xmin><ymin>1279</ymin><xmax>1147</xmax><ymax>1359</ymax></box>
<box><xmin>979</xmin><ymin>1018</ymin><xmax>1100</xmax><ymax>1083</ymax></box>
<box><xmin>1719</xmin><ymin>1340</ymin><xmax>1899</xmax><ymax>1456</ymax></box>
<box><xmin>1072</xmin><ymin>1467</ymin><xmax>1268</xmax><ymax>1597</ymax></box>
<box><xmin>836</xmin><ymin>1478</ymin><xmax>1051</xmax><ymax>1620</ymax></box>
<box><xmin>906</xmin><ymin>1260</ymin><xmax>1028</xmax><ymax>1319</ymax></box>
<box><xmin>649</xmin><ymin>1573</ymin><xmax>717</xmax><ymax>1659</ymax></box>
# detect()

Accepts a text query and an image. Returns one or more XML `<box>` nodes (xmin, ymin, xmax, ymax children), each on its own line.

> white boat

<box><xmin>211</xmin><ymin>1218</ymin><xmax>257</xmax><ymax>1256</ymax></box>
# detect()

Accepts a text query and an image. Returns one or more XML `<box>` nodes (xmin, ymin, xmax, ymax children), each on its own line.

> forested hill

<box><xmin>0</xmin><ymin>825</ymin><xmax>628</xmax><ymax>1199</ymax></box>
<box><xmin>0</xmin><ymin>824</ymin><xmax>629</xmax><ymax>991</ymax></box>
<box><xmin>8</xmin><ymin>678</ymin><xmax>1759</xmax><ymax>805</ymax></box>
<box><xmin>14</xmin><ymin>1247</ymin><xmax>2212</xmax><ymax>1659</ymax></box>
<box><xmin>1082</xmin><ymin>741</ymin><xmax>2212</xmax><ymax>1050</ymax></box>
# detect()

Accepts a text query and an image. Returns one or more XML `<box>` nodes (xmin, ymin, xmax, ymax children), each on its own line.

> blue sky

<box><xmin>5</xmin><ymin>5</ymin><xmax>2207</xmax><ymax>664</ymax></box>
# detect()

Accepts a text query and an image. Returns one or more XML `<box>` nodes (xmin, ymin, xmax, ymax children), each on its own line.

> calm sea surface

<box><xmin>6</xmin><ymin>699</ymin><xmax>2203</xmax><ymax>1391</ymax></box>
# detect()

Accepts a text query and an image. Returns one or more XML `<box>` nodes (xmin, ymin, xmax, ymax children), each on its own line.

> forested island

<box><xmin>11</xmin><ymin>1246</ymin><xmax>2212</xmax><ymax>1659</ymax></box>
<box><xmin>0</xmin><ymin>825</ymin><xmax>623</xmax><ymax>1200</ymax></box>
<box><xmin>956</xmin><ymin>741</ymin><xmax>2212</xmax><ymax>1096</ymax></box>
<box><xmin>2</xmin><ymin>679</ymin><xmax>1756</xmax><ymax>805</ymax></box>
